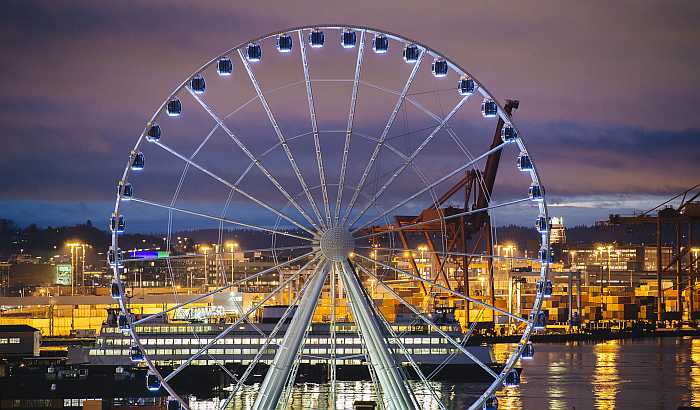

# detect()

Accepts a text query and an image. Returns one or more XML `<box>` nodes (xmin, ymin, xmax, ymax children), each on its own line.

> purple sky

<box><xmin>1</xmin><ymin>1</ymin><xmax>699</xmax><ymax>230</ymax></box>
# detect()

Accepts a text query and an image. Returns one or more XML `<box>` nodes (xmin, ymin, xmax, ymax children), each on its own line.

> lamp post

<box><xmin>226</xmin><ymin>242</ymin><xmax>239</xmax><ymax>285</ymax></box>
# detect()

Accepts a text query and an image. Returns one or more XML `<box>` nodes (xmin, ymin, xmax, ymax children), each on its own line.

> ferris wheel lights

<box><xmin>110</xmin><ymin>281</ymin><xmax>123</xmax><ymax>299</ymax></box>
<box><xmin>516</xmin><ymin>154</ymin><xmax>533</xmax><ymax>171</ymax></box>
<box><xmin>532</xmin><ymin>311</ymin><xmax>547</xmax><ymax>330</ymax></box>
<box><xmin>403</xmin><ymin>44</ymin><xmax>420</xmax><ymax>63</ymax></box>
<box><xmin>521</xmin><ymin>342</ymin><xmax>535</xmax><ymax>360</ymax></box>
<box><xmin>431</xmin><ymin>59</ymin><xmax>449</xmax><ymax>77</ymax></box>
<box><xmin>146</xmin><ymin>123</ymin><xmax>161</xmax><ymax>142</ymax></box>
<box><xmin>483</xmin><ymin>395</ymin><xmax>498</xmax><ymax>410</ymax></box>
<box><xmin>538</xmin><ymin>248</ymin><xmax>551</xmax><ymax>264</ymax></box>
<box><xmin>146</xmin><ymin>371</ymin><xmax>161</xmax><ymax>391</ymax></box>
<box><xmin>130</xmin><ymin>151</ymin><xmax>145</xmax><ymax>170</ymax></box>
<box><xmin>110</xmin><ymin>213</ymin><xmax>125</xmax><ymax>234</ymax></box>
<box><xmin>276</xmin><ymin>34</ymin><xmax>293</xmax><ymax>53</ymax></box>
<box><xmin>500</xmin><ymin>125</ymin><xmax>517</xmax><ymax>142</ymax></box>
<box><xmin>537</xmin><ymin>279</ymin><xmax>553</xmax><ymax>297</ymax></box>
<box><xmin>246</xmin><ymin>43</ymin><xmax>262</xmax><ymax>62</ymax></box>
<box><xmin>190</xmin><ymin>75</ymin><xmax>206</xmax><ymax>94</ymax></box>
<box><xmin>167</xmin><ymin>398</ymin><xmax>182</xmax><ymax>410</ymax></box>
<box><xmin>535</xmin><ymin>216</ymin><xmax>549</xmax><ymax>233</ymax></box>
<box><xmin>503</xmin><ymin>368</ymin><xmax>520</xmax><ymax>387</ymax></box>
<box><xmin>481</xmin><ymin>98</ymin><xmax>498</xmax><ymax>118</ymax></box>
<box><xmin>117</xmin><ymin>313</ymin><xmax>129</xmax><ymax>331</ymax></box>
<box><xmin>458</xmin><ymin>76</ymin><xmax>477</xmax><ymax>96</ymax></box>
<box><xmin>528</xmin><ymin>184</ymin><xmax>544</xmax><ymax>201</ymax></box>
<box><xmin>118</xmin><ymin>181</ymin><xmax>133</xmax><ymax>200</ymax></box>
<box><xmin>166</xmin><ymin>99</ymin><xmax>182</xmax><ymax>117</ymax></box>
<box><xmin>107</xmin><ymin>247</ymin><xmax>122</xmax><ymax>268</ymax></box>
<box><xmin>130</xmin><ymin>345</ymin><xmax>145</xmax><ymax>363</ymax></box>
<box><xmin>372</xmin><ymin>34</ymin><xmax>389</xmax><ymax>53</ymax></box>
<box><xmin>341</xmin><ymin>29</ymin><xmax>357</xmax><ymax>48</ymax></box>
<box><xmin>309</xmin><ymin>29</ymin><xmax>325</xmax><ymax>48</ymax></box>
<box><xmin>217</xmin><ymin>57</ymin><xmax>233</xmax><ymax>75</ymax></box>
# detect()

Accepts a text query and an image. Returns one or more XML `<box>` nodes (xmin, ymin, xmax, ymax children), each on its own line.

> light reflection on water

<box><xmin>188</xmin><ymin>338</ymin><xmax>700</xmax><ymax>409</ymax></box>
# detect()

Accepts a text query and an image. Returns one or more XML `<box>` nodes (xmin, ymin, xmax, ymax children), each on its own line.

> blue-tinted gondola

<box><xmin>130</xmin><ymin>345</ymin><xmax>145</xmax><ymax>362</ymax></box>
<box><xmin>403</xmin><ymin>44</ymin><xmax>420</xmax><ymax>63</ymax></box>
<box><xmin>341</xmin><ymin>29</ymin><xmax>357</xmax><ymax>48</ymax></box>
<box><xmin>146</xmin><ymin>123</ymin><xmax>161</xmax><ymax>142</ymax></box>
<box><xmin>190</xmin><ymin>75</ymin><xmax>205</xmax><ymax>94</ymax></box>
<box><xmin>529</xmin><ymin>184</ymin><xmax>544</xmax><ymax>201</ymax></box>
<box><xmin>521</xmin><ymin>342</ymin><xmax>535</xmax><ymax>359</ymax></box>
<box><xmin>482</xmin><ymin>98</ymin><xmax>498</xmax><ymax>118</ymax></box>
<box><xmin>432</xmin><ymin>59</ymin><xmax>448</xmax><ymax>77</ymax></box>
<box><xmin>166</xmin><ymin>99</ymin><xmax>181</xmax><ymax>117</ymax></box>
<box><xmin>110</xmin><ymin>214</ymin><xmax>125</xmax><ymax>233</ymax></box>
<box><xmin>458</xmin><ymin>76</ymin><xmax>477</xmax><ymax>96</ymax></box>
<box><xmin>118</xmin><ymin>181</ymin><xmax>133</xmax><ymax>200</ymax></box>
<box><xmin>501</xmin><ymin>124</ymin><xmax>517</xmax><ymax>142</ymax></box>
<box><xmin>247</xmin><ymin>44</ymin><xmax>261</xmax><ymax>62</ymax></box>
<box><xmin>373</xmin><ymin>34</ymin><xmax>388</xmax><ymax>53</ymax></box>
<box><xmin>217</xmin><ymin>57</ymin><xmax>233</xmax><ymax>75</ymax></box>
<box><xmin>309</xmin><ymin>29</ymin><xmax>324</xmax><ymax>48</ymax></box>
<box><xmin>535</xmin><ymin>216</ymin><xmax>549</xmax><ymax>233</ymax></box>
<box><xmin>503</xmin><ymin>369</ymin><xmax>520</xmax><ymax>387</ymax></box>
<box><xmin>277</xmin><ymin>34</ymin><xmax>293</xmax><ymax>53</ymax></box>
<box><xmin>517</xmin><ymin>154</ymin><xmax>533</xmax><ymax>171</ymax></box>
<box><xmin>110</xmin><ymin>281</ymin><xmax>122</xmax><ymax>299</ymax></box>
<box><xmin>146</xmin><ymin>371</ymin><xmax>161</xmax><ymax>391</ymax></box>
<box><xmin>130</xmin><ymin>151</ymin><xmax>145</xmax><ymax>171</ymax></box>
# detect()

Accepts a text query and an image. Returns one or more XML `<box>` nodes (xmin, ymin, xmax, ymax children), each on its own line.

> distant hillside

<box><xmin>0</xmin><ymin>217</ymin><xmax>688</xmax><ymax>259</ymax></box>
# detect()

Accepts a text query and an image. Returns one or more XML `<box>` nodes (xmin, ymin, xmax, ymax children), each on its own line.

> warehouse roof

<box><xmin>0</xmin><ymin>324</ymin><xmax>40</xmax><ymax>333</ymax></box>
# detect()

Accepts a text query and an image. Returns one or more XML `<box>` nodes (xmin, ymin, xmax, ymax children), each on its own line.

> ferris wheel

<box><xmin>109</xmin><ymin>25</ymin><xmax>551</xmax><ymax>410</ymax></box>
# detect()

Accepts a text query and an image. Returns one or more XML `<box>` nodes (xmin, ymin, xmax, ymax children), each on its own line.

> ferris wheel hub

<box><xmin>319</xmin><ymin>226</ymin><xmax>355</xmax><ymax>262</ymax></box>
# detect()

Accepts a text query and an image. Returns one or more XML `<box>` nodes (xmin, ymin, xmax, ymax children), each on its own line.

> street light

<box><xmin>226</xmin><ymin>241</ymin><xmax>239</xmax><ymax>285</ymax></box>
<box><xmin>199</xmin><ymin>245</ymin><xmax>210</xmax><ymax>289</ymax></box>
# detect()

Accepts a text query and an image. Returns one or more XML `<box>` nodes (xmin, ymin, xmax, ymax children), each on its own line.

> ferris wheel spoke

<box><xmin>354</xmin><ymin>263</ymin><xmax>447</xmax><ymax>410</ymax></box>
<box><xmin>339</xmin><ymin>259</ymin><xmax>418</xmax><ymax>409</ymax></box>
<box><xmin>298</xmin><ymin>30</ymin><xmax>332</xmax><ymax>227</ymax></box>
<box><xmin>151</xmin><ymin>140</ymin><xmax>315</xmax><ymax>235</ymax></box>
<box><xmin>353</xmin><ymin>196</ymin><xmax>531</xmax><ymax>241</ymax></box>
<box><xmin>349</xmin><ymin>141</ymin><xmax>509</xmax><ymax>233</ymax></box>
<box><xmin>354</xmin><ymin>262</ymin><xmax>499</xmax><ymax>380</ymax></box>
<box><xmin>129</xmin><ymin>197</ymin><xmax>313</xmax><ymax>242</ymax></box>
<box><xmin>354</xmin><ymin>253</ymin><xmax>527</xmax><ymax>324</ymax></box>
<box><xmin>163</xmin><ymin>254</ymin><xmax>322</xmax><ymax>383</ymax></box>
<box><xmin>335</xmin><ymin>29</ymin><xmax>366</xmax><ymax>227</ymax></box>
<box><xmin>348</xmin><ymin>95</ymin><xmax>470</xmax><ymax>228</ymax></box>
<box><xmin>341</xmin><ymin>49</ymin><xmax>425</xmax><ymax>227</ymax></box>
<box><xmin>355</xmin><ymin>245</ymin><xmax>540</xmax><ymax>263</ymax></box>
<box><xmin>186</xmin><ymin>86</ymin><xmax>323</xmax><ymax>231</ymax></box>
<box><xmin>132</xmin><ymin>251</ymin><xmax>317</xmax><ymax>327</ymax></box>
<box><xmin>238</xmin><ymin>48</ymin><xmax>327</xmax><ymax>229</ymax></box>
<box><xmin>220</xmin><ymin>262</ymin><xmax>322</xmax><ymax>409</ymax></box>
<box><xmin>253</xmin><ymin>260</ymin><xmax>330</xmax><ymax>409</ymax></box>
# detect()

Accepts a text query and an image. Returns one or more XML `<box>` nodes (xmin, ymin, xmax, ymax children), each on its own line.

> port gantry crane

<box><xmin>357</xmin><ymin>99</ymin><xmax>520</xmax><ymax>326</ymax></box>
<box><xmin>607</xmin><ymin>184</ymin><xmax>700</xmax><ymax>323</ymax></box>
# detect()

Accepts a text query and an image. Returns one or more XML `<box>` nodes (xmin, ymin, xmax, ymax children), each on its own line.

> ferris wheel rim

<box><xmin>109</xmin><ymin>24</ymin><xmax>551</xmax><ymax>410</ymax></box>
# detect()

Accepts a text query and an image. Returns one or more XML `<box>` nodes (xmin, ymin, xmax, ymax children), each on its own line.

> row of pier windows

<box><xmin>90</xmin><ymin>347</ymin><xmax>457</xmax><ymax>357</ymax></box>
<box><xmin>100</xmin><ymin>336</ymin><xmax>449</xmax><ymax>346</ymax></box>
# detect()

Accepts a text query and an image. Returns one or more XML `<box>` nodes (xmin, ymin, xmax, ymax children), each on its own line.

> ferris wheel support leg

<box><xmin>253</xmin><ymin>262</ymin><xmax>330</xmax><ymax>410</ymax></box>
<box><xmin>338</xmin><ymin>259</ymin><xmax>418</xmax><ymax>410</ymax></box>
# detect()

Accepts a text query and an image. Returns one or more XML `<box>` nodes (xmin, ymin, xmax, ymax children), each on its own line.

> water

<box><xmin>188</xmin><ymin>337</ymin><xmax>700</xmax><ymax>409</ymax></box>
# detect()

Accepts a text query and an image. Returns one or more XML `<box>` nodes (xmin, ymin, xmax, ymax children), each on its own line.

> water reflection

<box><xmin>183</xmin><ymin>338</ymin><xmax>699</xmax><ymax>409</ymax></box>
<box><xmin>592</xmin><ymin>340</ymin><xmax>620</xmax><ymax>409</ymax></box>
<box><xmin>691</xmin><ymin>338</ymin><xmax>700</xmax><ymax>406</ymax></box>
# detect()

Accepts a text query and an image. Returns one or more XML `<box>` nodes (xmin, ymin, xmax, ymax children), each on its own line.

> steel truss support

<box><xmin>253</xmin><ymin>262</ymin><xmax>330</xmax><ymax>410</ymax></box>
<box><xmin>339</xmin><ymin>259</ymin><xmax>418</xmax><ymax>410</ymax></box>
